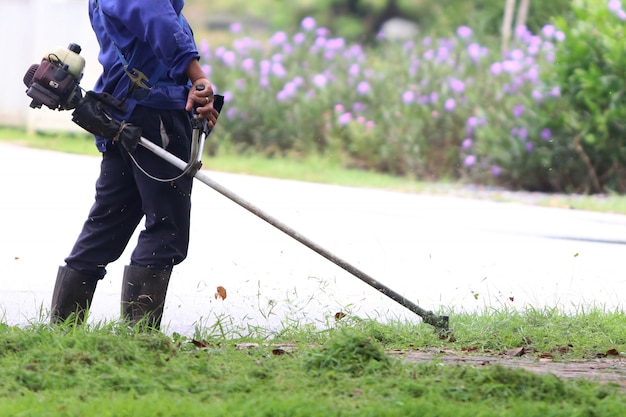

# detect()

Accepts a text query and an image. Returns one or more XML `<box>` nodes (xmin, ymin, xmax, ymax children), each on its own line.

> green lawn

<box><xmin>1</xmin><ymin>307</ymin><xmax>626</xmax><ymax>416</ymax></box>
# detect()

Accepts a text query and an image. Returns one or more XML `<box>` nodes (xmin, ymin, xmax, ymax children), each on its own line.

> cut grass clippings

<box><xmin>1</xmin><ymin>307</ymin><xmax>626</xmax><ymax>416</ymax></box>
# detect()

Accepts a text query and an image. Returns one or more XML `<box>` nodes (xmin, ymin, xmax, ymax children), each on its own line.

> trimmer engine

<box><xmin>23</xmin><ymin>43</ymin><xmax>85</xmax><ymax>110</ymax></box>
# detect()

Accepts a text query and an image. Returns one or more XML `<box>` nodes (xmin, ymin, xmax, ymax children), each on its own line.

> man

<box><xmin>50</xmin><ymin>0</ymin><xmax>219</xmax><ymax>330</ymax></box>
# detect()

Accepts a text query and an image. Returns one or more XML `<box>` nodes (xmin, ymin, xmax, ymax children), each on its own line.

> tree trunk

<box><xmin>502</xmin><ymin>0</ymin><xmax>517</xmax><ymax>53</ymax></box>
<box><xmin>515</xmin><ymin>0</ymin><xmax>530</xmax><ymax>30</ymax></box>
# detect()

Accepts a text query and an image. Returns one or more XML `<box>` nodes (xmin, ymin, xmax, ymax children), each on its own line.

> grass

<box><xmin>3</xmin><ymin>126</ymin><xmax>626</xmax><ymax>413</ymax></box>
<box><xmin>3</xmin><ymin>126</ymin><xmax>626</xmax><ymax>214</ymax></box>
<box><xmin>1</xmin><ymin>307</ymin><xmax>626</xmax><ymax>416</ymax></box>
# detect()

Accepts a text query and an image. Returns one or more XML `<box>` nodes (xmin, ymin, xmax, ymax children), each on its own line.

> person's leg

<box><xmin>120</xmin><ymin>107</ymin><xmax>194</xmax><ymax>329</ymax></box>
<box><xmin>52</xmin><ymin>145</ymin><xmax>144</xmax><ymax>323</ymax></box>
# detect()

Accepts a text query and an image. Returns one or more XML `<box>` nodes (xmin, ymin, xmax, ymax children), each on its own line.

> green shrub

<box><xmin>547</xmin><ymin>0</ymin><xmax>626</xmax><ymax>193</ymax></box>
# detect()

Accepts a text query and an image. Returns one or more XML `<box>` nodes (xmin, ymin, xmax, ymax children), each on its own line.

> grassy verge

<box><xmin>3</xmin><ymin>126</ymin><xmax>626</xmax><ymax>214</ymax></box>
<box><xmin>1</xmin><ymin>307</ymin><xmax>625</xmax><ymax>416</ymax></box>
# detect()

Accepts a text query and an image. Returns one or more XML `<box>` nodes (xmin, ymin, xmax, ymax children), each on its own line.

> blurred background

<box><xmin>5</xmin><ymin>0</ymin><xmax>626</xmax><ymax>194</ymax></box>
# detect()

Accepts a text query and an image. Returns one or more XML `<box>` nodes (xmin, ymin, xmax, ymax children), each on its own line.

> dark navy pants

<box><xmin>65</xmin><ymin>105</ymin><xmax>194</xmax><ymax>279</ymax></box>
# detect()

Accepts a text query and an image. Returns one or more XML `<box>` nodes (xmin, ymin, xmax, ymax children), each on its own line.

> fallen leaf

<box><xmin>214</xmin><ymin>286</ymin><xmax>227</xmax><ymax>300</ymax></box>
<box><xmin>606</xmin><ymin>349</ymin><xmax>620</xmax><ymax>356</ymax></box>
<box><xmin>591</xmin><ymin>349</ymin><xmax>621</xmax><ymax>358</ymax></box>
<box><xmin>190</xmin><ymin>339</ymin><xmax>209</xmax><ymax>349</ymax></box>
<box><xmin>505</xmin><ymin>347</ymin><xmax>526</xmax><ymax>357</ymax></box>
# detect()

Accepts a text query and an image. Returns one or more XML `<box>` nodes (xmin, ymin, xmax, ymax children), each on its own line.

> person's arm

<box><xmin>184</xmin><ymin>60</ymin><xmax>218</xmax><ymax>125</ymax></box>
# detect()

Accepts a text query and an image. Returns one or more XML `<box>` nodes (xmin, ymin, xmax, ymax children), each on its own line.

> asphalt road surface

<box><xmin>1</xmin><ymin>142</ymin><xmax>625</xmax><ymax>336</ymax></box>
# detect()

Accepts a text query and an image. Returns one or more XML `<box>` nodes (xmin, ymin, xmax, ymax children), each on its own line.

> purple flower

<box><xmin>269</xmin><ymin>31</ymin><xmax>288</xmax><ymax>46</ymax></box>
<box><xmin>337</xmin><ymin>112</ymin><xmax>352</xmax><ymax>126</ymax></box>
<box><xmin>464</xmin><ymin>155</ymin><xmax>476</xmax><ymax>167</ymax></box>
<box><xmin>352</xmin><ymin>102</ymin><xmax>366</xmax><ymax>112</ymax></box>
<box><xmin>541</xmin><ymin>128</ymin><xmax>552</xmax><ymax>141</ymax></box>
<box><xmin>502</xmin><ymin>60</ymin><xmax>523</xmax><ymax>73</ymax></box>
<box><xmin>222</xmin><ymin>51</ymin><xmax>237</xmax><ymax>67</ymax></box>
<box><xmin>402</xmin><ymin>91</ymin><xmax>415</xmax><ymax>104</ymax></box>
<box><xmin>241</xmin><ymin>58</ymin><xmax>255</xmax><ymax>72</ymax></box>
<box><xmin>512</xmin><ymin>104</ymin><xmax>525</xmax><ymax>118</ymax></box>
<box><xmin>609</xmin><ymin>0</ymin><xmax>622</xmax><ymax>12</ymax></box>
<box><xmin>554</xmin><ymin>31</ymin><xmax>566</xmax><ymax>42</ymax></box>
<box><xmin>518</xmin><ymin>127</ymin><xmax>528</xmax><ymax>140</ymax></box>
<box><xmin>457</xmin><ymin>25</ymin><xmax>473</xmax><ymax>39</ymax></box>
<box><xmin>449</xmin><ymin>78</ymin><xmax>465</xmax><ymax>94</ymax></box>
<box><xmin>293</xmin><ymin>33</ymin><xmax>306</xmax><ymax>45</ymax></box>
<box><xmin>260</xmin><ymin>60</ymin><xmax>271</xmax><ymax>76</ymax></box>
<box><xmin>490</xmin><ymin>62</ymin><xmax>503</xmax><ymax>75</ymax></box>
<box><xmin>225</xmin><ymin>107</ymin><xmax>237</xmax><ymax>120</ymax></box>
<box><xmin>334</xmin><ymin>104</ymin><xmax>345</xmax><ymax>113</ymax></box>
<box><xmin>316</xmin><ymin>27</ymin><xmax>330</xmax><ymax>37</ymax></box>
<box><xmin>462</xmin><ymin>138</ymin><xmax>473</xmax><ymax>149</ymax></box>
<box><xmin>312</xmin><ymin>74</ymin><xmax>327</xmax><ymax>88</ymax></box>
<box><xmin>491</xmin><ymin>165</ymin><xmax>502</xmax><ymax>177</ymax></box>
<box><xmin>229</xmin><ymin>23</ymin><xmax>242</xmax><ymax>34</ymax></box>
<box><xmin>467</xmin><ymin>43</ymin><xmax>485</xmax><ymax>62</ymax></box>
<box><xmin>349</xmin><ymin>63</ymin><xmax>360</xmax><ymax>77</ymax></box>
<box><xmin>271</xmin><ymin>62</ymin><xmax>287</xmax><ymax>78</ymax></box>
<box><xmin>541</xmin><ymin>24</ymin><xmax>556</xmax><ymax>38</ymax></box>
<box><xmin>444</xmin><ymin>98</ymin><xmax>456</xmax><ymax>111</ymax></box>
<box><xmin>301</xmin><ymin>17</ymin><xmax>317</xmax><ymax>31</ymax></box>
<box><xmin>515</xmin><ymin>25</ymin><xmax>529</xmax><ymax>39</ymax></box>
<box><xmin>525</xmin><ymin>142</ymin><xmax>534</xmax><ymax>152</ymax></box>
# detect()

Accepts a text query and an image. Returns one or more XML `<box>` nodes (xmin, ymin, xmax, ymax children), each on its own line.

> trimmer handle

<box><xmin>191</xmin><ymin>85</ymin><xmax>224</xmax><ymax>136</ymax></box>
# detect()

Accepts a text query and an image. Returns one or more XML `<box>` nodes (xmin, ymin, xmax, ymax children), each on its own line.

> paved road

<box><xmin>1</xmin><ymin>143</ymin><xmax>625</xmax><ymax>336</ymax></box>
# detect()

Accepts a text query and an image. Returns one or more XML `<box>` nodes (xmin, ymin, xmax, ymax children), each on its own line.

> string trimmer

<box><xmin>23</xmin><ymin>43</ymin><xmax>451</xmax><ymax>335</ymax></box>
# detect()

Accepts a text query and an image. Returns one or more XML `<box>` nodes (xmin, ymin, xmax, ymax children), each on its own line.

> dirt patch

<box><xmin>390</xmin><ymin>349</ymin><xmax>626</xmax><ymax>389</ymax></box>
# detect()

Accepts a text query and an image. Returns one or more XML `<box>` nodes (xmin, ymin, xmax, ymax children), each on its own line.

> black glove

<box><xmin>71</xmin><ymin>91</ymin><xmax>142</xmax><ymax>153</ymax></box>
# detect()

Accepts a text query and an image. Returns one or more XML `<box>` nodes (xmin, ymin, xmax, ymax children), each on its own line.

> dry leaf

<box><xmin>505</xmin><ymin>347</ymin><xmax>526</xmax><ymax>357</ymax></box>
<box><xmin>191</xmin><ymin>339</ymin><xmax>209</xmax><ymax>349</ymax></box>
<box><xmin>334</xmin><ymin>312</ymin><xmax>346</xmax><ymax>321</ymax></box>
<box><xmin>214</xmin><ymin>286</ymin><xmax>227</xmax><ymax>300</ymax></box>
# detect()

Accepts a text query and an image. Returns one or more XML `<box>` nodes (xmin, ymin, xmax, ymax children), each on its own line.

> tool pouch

<box><xmin>71</xmin><ymin>91</ymin><xmax>142</xmax><ymax>153</ymax></box>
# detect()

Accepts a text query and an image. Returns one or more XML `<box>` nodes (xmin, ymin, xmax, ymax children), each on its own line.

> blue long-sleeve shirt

<box><xmin>89</xmin><ymin>0</ymin><xmax>200</xmax><ymax>151</ymax></box>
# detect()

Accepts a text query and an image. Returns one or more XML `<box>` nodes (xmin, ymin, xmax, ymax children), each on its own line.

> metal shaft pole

<box><xmin>139</xmin><ymin>138</ymin><xmax>449</xmax><ymax>333</ymax></box>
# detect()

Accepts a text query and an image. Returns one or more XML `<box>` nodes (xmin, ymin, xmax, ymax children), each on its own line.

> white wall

<box><xmin>0</xmin><ymin>0</ymin><xmax>100</xmax><ymax>132</ymax></box>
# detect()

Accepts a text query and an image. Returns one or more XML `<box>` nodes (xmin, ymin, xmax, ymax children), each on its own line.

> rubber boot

<box><xmin>120</xmin><ymin>265</ymin><xmax>172</xmax><ymax>331</ymax></box>
<box><xmin>50</xmin><ymin>265</ymin><xmax>98</xmax><ymax>324</ymax></box>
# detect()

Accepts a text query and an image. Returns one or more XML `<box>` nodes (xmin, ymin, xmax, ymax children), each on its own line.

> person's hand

<box><xmin>186</xmin><ymin>79</ymin><xmax>219</xmax><ymax>128</ymax></box>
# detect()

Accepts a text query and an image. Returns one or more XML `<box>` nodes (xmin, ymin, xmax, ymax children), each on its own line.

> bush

<box><xmin>547</xmin><ymin>0</ymin><xmax>626</xmax><ymax>193</ymax></box>
<box><xmin>205</xmin><ymin>18</ymin><xmax>560</xmax><ymax>182</ymax></box>
<box><xmin>203</xmin><ymin>2</ymin><xmax>626</xmax><ymax>193</ymax></box>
